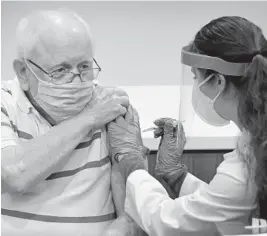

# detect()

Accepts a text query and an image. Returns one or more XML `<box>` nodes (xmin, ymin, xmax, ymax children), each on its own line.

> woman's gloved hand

<box><xmin>107</xmin><ymin>105</ymin><xmax>143</xmax><ymax>160</ymax></box>
<box><xmin>107</xmin><ymin>105</ymin><xmax>147</xmax><ymax>180</ymax></box>
<box><xmin>153</xmin><ymin>117</ymin><xmax>187</xmax><ymax>184</ymax></box>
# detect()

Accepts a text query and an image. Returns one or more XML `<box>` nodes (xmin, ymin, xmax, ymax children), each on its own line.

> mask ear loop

<box><xmin>199</xmin><ymin>73</ymin><xmax>229</xmax><ymax>123</ymax></box>
<box><xmin>211</xmin><ymin>74</ymin><xmax>226</xmax><ymax>104</ymax></box>
<box><xmin>198</xmin><ymin>73</ymin><xmax>224</xmax><ymax>103</ymax></box>
<box><xmin>198</xmin><ymin>73</ymin><xmax>214</xmax><ymax>89</ymax></box>
<box><xmin>24</xmin><ymin>59</ymin><xmax>56</xmax><ymax>86</ymax></box>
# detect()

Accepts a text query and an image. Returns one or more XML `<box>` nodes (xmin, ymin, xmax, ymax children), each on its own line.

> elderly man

<box><xmin>1</xmin><ymin>9</ymin><xmax>145</xmax><ymax>236</ymax></box>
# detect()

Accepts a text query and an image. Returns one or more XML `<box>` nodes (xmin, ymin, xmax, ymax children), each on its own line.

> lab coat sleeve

<box><xmin>125</xmin><ymin>169</ymin><xmax>255</xmax><ymax>236</ymax></box>
<box><xmin>179</xmin><ymin>172</ymin><xmax>207</xmax><ymax>197</ymax></box>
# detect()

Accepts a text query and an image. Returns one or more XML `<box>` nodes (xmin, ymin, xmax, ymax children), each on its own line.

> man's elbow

<box><xmin>2</xmin><ymin>179</ymin><xmax>27</xmax><ymax>194</ymax></box>
<box><xmin>1</xmin><ymin>147</ymin><xmax>31</xmax><ymax>193</ymax></box>
<box><xmin>1</xmin><ymin>166</ymin><xmax>29</xmax><ymax>194</ymax></box>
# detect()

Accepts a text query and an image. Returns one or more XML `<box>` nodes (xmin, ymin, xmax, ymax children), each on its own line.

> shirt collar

<box><xmin>11</xmin><ymin>77</ymin><xmax>34</xmax><ymax>114</ymax></box>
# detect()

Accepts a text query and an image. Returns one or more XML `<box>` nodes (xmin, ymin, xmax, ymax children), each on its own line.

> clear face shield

<box><xmin>179</xmin><ymin>44</ymin><xmax>249</xmax><ymax>137</ymax></box>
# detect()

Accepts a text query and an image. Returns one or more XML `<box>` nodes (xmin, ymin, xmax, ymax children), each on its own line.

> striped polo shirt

<box><xmin>1</xmin><ymin>78</ymin><xmax>116</xmax><ymax>236</ymax></box>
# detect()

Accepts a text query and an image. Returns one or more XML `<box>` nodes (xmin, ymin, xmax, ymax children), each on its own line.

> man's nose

<box><xmin>71</xmin><ymin>68</ymin><xmax>83</xmax><ymax>83</ymax></box>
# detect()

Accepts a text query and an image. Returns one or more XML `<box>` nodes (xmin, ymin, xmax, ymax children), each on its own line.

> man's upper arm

<box><xmin>1</xmin><ymin>94</ymin><xmax>21</xmax><ymax>192</ymax></box>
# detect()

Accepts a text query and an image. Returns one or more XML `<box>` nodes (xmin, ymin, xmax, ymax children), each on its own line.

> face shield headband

<box><xmin>181</xmin><ymin>45</ymin><xmax>250</xmax><ymax>76</ymax></box>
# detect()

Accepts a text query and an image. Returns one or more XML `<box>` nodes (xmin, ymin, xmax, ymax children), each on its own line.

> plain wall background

<box><xmin>2</xmin><ymin>1</ymin><xmax>267</xmax><ymax>86</ymax></box>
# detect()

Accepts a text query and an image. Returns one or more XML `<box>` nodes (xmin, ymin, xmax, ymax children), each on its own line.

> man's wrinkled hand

<box><xmin>87</xmin><ymin>86</ymin><xmax>129</xmax><ymax>106</ymax></box>
<box><xmin>83</xmin><ymin>86</ymin><xmax>129</xmax><ymax>130</ymax></box>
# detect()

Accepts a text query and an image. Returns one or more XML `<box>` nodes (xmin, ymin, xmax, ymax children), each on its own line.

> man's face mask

<box><xmin>192</xmin><ymin>74</ymin><xmax>230</xmax><ymax>127</ymax></box>
<box><xmin>24</xmin><ymin>60</ymin><xmax>95</xmax><ymax>124</ymax></box>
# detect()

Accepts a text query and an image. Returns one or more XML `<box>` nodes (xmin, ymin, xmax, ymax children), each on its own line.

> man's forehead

<box><xmin>39</xmin><ymin>53</ymin><xmax>93</xmax><ymax>70</ymax></box>
<box><xmin>25</xmin><ymin>10</ymin><xmax>94</xmax><ymax>67</ymax></box>
<box><xmin>31</xmin><ymin>36</ymin><xmax>93</xmax><ymax>69</ymax></box>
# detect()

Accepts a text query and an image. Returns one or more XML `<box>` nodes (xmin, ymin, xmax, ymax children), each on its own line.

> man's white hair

<box><xmin>16</xmin><ymin>8</ymin><xmax>94</xmax><ymax>59</ymax></box>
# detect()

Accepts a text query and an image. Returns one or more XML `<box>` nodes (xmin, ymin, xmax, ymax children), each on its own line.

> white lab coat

<box><xmin>125</xmin><ymin>150</ymin><xmax>258</xmax><ymax>236</ymax></box>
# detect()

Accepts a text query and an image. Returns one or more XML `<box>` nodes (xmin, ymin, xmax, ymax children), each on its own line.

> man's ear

<box><xmin>13</xmin><ymin>59</ymin><xmax>30</xmax><ymax>91</ymax></box>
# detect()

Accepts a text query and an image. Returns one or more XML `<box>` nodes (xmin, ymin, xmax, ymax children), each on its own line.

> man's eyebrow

<box><xmin>77</xmin><ymin>60</ymin><xmax>93</xmax><ymax>67</ymax></box>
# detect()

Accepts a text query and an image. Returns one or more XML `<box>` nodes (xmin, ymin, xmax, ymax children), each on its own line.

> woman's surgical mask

<box><xmin>25</xmin><ymin>60</ymin><xmax>95</xmax><ymax>124</ymax></box>
<box><xmin>192</xmin><ymin>74</ymin><xmax>230</xmax><ymax>127</ymax></box>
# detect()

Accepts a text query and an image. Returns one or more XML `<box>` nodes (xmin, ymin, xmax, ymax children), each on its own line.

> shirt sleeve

<box><xmin>125</xmin><ymin>167</ymin><xmax>256</xmax><ymax>236</ymax></box>
<box><xmin>1</xmin><ymin>105</ymin><xmax>18</xmax><ymax>150</ymax></box>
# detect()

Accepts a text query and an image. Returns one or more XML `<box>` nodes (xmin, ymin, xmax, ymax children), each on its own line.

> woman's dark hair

<box><xmin>192</xmin><ymin>16</ymin><xmax>267</xmax><ymax>219</ymax></box>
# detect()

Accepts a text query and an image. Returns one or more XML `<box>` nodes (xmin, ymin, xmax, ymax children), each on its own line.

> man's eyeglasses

<box><xmin>26</xmin><ymin>58</ymin><xmax>102</xmax><ymax>85</ymax></box>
